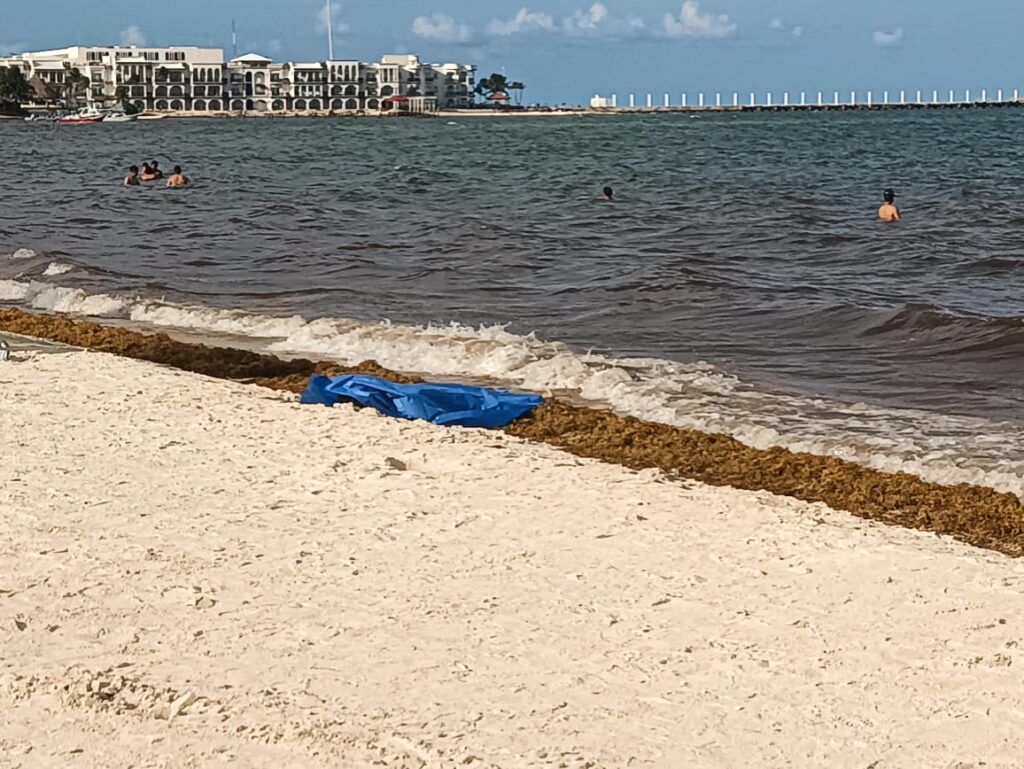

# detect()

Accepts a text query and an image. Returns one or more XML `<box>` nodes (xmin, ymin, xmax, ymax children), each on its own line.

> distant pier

<box><xmin>588</xmin><ymin>89</ymin><xmax>1024</xmax><ymax>114</ymax></box>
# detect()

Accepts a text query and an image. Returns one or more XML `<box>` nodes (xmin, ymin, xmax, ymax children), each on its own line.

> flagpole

<box><xmin>326</xmin><ymin>0</ymin><xmax>335</xmax><ymax>60</ymax></box>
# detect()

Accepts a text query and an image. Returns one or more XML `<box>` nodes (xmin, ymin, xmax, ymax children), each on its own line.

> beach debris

<box><xmin>0</xmin><ymin>341</ymin><xmax>10</xmax><ymax>361</ymax></box>
<box><xmin>384</xmin><ymin>456</ymin><xmax>408</xmax><ymax>471</ymax></box>
<box><xmin>168</xmin><ymin>691</ymin><xmax>198</xmax><ymax>719</ymax></box>
<box><xmin>194</xmin><ymin>596</ymin><xmax>217</xmax><ymax>610</ymax></box>
<box><xmin>301</xmin><ymin>374</ymin><xmax>544</xmax><ymax>429</ymax></box>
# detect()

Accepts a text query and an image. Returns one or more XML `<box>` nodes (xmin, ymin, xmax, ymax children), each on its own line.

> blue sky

<box><xmin>3</xmin><ymin>1</ymin><xmax>1023</xmax><ymax>104</ymax></box>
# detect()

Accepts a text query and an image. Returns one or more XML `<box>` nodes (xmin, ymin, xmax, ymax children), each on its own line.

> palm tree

<box><xmin>60</xmin><ymin>65</ymin><xmax>90</xmax><ymax>106</ymax></box>
<box><xmin>475</xmin><ymin>73</ymin><xmax>508</xmax><ymax>100</ymax></box>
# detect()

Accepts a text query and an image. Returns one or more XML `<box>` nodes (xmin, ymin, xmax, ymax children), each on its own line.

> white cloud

<box><xmin>412</xmin><ymin>13</ymin><xmax>473</xmax><ymax>43</ymax></box>
<box><xmin>119</xmin><ymin>26</ymin><xmax>147</xmax><ymax>47</ymax></box>
<box><xmin>562</xmin><ymin>3</ymin><xmax>650</xmax><ymax>39</ymax></box>
<box><xmin>564</xmin><ymin>2</ymin><xmax>609</xmax><ymax>33</ymax></box>
<box><xmin>873</xmin><ymin>28</ymin><xmax>903</xmax><ymax>46</ymax></box>
<box><xmin>488</xmin><ymin>3</ymin><xmax>641</xmax><ymax>40</ymax></box>
<box><xmin>315</xmin><ymin>1</ymin><xmax>350</xmax><ymax>35</ymax></box>
<box><xmin>663</xmin><ymin>1</ymin><xmax>736</xmax><ymax>39</ymax></box>
<box><xmin>770</xmin><ymin>18</ymin><xmax>805</xmax><ymax>38</ymax></box>
<box><xmin>487</xmin><ymin>7</ymin><xmax>556</xmax><ymax>36</ymax></box>
<box><xmin>487</xmin><ymin>2</ymin><xmax>736</xmax><ymax>43</ymax></box>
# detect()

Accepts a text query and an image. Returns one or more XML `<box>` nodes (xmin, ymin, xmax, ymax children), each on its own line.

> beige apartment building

<box><xmin>0</xmin><ymin>46</ymin><xmax>477</xmax><ymax>114</ymax></box>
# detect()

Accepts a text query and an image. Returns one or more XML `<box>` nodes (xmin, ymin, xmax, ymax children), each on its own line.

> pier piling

<box><xmin>598</xmin><ymin>80</ymin><xmax>1023</xmax><ymax>114</ymax></box>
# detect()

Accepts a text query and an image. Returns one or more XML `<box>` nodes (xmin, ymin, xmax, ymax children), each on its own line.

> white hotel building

<box><xmin>0</xmin><ymin>45</ymin><xmax>477</xmax><ymax>114</ymax></box>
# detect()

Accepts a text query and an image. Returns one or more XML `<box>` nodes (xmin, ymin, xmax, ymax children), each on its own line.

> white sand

<box><xmin>3</xmin><ymin>351</ymin><xmax>1024</xmax><ymax>769</ymax></box>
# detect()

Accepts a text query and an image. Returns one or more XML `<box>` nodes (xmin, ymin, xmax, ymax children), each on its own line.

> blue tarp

<box><xmin>300</xmin><ymin>374</ymin><xmax>544</xmax><ymax>429</ymax></box>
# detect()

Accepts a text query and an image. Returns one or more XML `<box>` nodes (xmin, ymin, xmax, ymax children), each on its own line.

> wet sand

<box><xmin>5</xmin><ymin>349</ymin><xmax>1024</xmax><ymax>767</ymax></box>
<box><xmin>2</xmin><ymin>308</ymin><xmax>1022</xmax><ymax>557</ymax></box>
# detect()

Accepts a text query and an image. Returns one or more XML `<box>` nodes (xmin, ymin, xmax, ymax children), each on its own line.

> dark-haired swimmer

<box><xmin>878</xmin><ymin>189</ymin><xmax>901</xmax><ymax>222</ymax></box>
<box><xmin>167</xmin><ymin>166</ymin><xmax>191</xmax><ymax>187</ymax></box>
<box><xmin>124</xmin><ymin>165</ymin><xmax>140</xmax><ymax>186</ymax></box>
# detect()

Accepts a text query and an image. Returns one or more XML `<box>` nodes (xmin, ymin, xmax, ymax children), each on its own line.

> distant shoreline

<box><xmin>7</xmin><ymin>99</ymin><xmax>1023</xmax><ymax>123</ymax></box>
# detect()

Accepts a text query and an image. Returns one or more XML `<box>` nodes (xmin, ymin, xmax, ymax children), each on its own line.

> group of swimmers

<box><xmin>124</xmin><ymin>160</ymin><xmax>190</xmax><ymax>188</ymax></box>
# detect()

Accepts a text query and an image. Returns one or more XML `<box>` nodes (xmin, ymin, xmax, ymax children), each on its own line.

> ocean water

<box><xmin>2</xmin><ymin>111</ymin><xmax>1023</xmax><ymax>494</ymax></box>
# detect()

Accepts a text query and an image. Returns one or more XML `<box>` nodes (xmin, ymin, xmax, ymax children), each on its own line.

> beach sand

<box><xmin>4</xmin><ymin>349</ymin><xmax>1024</xmax><ymax>768</ymax></box>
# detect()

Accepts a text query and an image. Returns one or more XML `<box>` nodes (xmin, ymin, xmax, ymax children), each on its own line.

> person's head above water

<box><xmin>883</xmin><ymin>189</ymin><xmax>896</xmax><ymax>204</ymax></box>
<box><xmin>152</xmin><ymin>160</ymin><xmax>160</xmax><ymax>168</ymax></box>
<box><xmin>142</xmin><ymin>162</ymin><xmax>151</xmax><ymax>171</ymax></box>
<box><xmin>173</xmin><ymin>165</ymin><xmax>182</xmax><ymax>174</ymax></box>
<box><xmin>128</xmin><ymin>165</ymin><xmax>138</xmax><ymax>174</ymax></box>
<box><xmin>603</xmin><ymin>186</ymin><xmax>613</xmax><ymax>200</ymax></box>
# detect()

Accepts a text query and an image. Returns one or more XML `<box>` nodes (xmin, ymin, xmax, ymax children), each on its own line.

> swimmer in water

<box><xmin>878</xmin><ymin>189</ymin><xmax>901</xmax><ymax>222</ymax></box>
<box><xmin>140</xmin><ymin>162</ymin><xmax>158</xmax><ymax>182</ymax></box>
<box><xmin>150</xmin><ymin>160</ymin><xmax>164</xmax><ymax>180</ymax></box>
<box><xmin>166</xmin><ymin>165</ymin><xmax>191</xmax><ymax>187</ymax></box>
<box><xmin>123</xmin><ymin>165</ymin><xmax>140</xmax><ymax>186</ymax></box>
<box><xmin>602</xmin><ymin>186</ymin><xmax>614</xmax><ymax>201</ymax></box>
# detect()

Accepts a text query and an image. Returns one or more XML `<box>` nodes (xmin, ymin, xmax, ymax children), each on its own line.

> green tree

<box><xmin>475</xmin><ymin>72</ymin><xmax>513</xmax><ymax>102</ymax></box>
<box><xmin>0</xmin><ymin>66</ymin><xmax>32</xmax><ymax>112</ymax></box>
<box><xmin>114</xmin><ymin>86</ymin><xmax>141</xmax><ymax>114</ymax></box>
<box><xmin>60</xmin><ymin>64</ymin><xmax>90</xmax><ymax>106</ymax></box>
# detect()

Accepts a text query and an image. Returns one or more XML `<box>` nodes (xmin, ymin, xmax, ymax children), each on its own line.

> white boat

<box><xmin>59</xmin><ymin>106</ymin><xmax>105</xmax><ymax>124</ymax></box>
<box><xmin>104</xmin><ymin>112</ymin><xmax>138</xmax><ymax>123</ymax></box>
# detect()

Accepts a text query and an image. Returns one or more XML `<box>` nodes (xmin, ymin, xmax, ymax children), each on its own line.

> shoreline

<box><xmin>8</xmin><ymin>100</ymin><xmax>1023</xmax><ymax>124</ymax></box>
<box><xmin>2</xmin><ymin>307</ymin><xmax>1022</xmax><ymax>557</ymax></box>
<box><xmin>5</xmin><ymin>338</ymin><xmax>1024</xmax><ymax>766</ymax></box>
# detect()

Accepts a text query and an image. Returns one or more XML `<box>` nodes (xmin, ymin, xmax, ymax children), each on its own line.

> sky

<box><xmin>2</xmin><ymin>0</ymin><xmax>1023</xmax><ymax>104</ymax></box>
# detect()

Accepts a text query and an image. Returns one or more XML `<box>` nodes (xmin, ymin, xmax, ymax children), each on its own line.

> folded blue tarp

<box><xmin>300</xmin><ymin>374</ymin><xmax>544</xmax><ymax>429</ymax></box>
